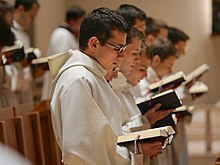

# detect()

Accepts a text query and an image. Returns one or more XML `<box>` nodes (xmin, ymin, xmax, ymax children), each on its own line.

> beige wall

<box><xmin>34</xmin><ymin>0</ymin><xmax>67</xmax><ymax>55</ymax></box>
<box><xmin>34</xmin><ymin>0</ymin><xmax>220</xmax><ymax>104</ymax></box>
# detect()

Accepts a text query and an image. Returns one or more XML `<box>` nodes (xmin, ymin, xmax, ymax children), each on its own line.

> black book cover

<box><xmin>137</xmin><ymin>89</ymin><xmax>182</xmax><ymax>115</ymax></box>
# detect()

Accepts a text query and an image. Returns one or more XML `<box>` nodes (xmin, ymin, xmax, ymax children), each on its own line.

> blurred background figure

<box><xmin>0</xmin><ymin>0</ymin><xmax>14</xmax><ymax>26</ymax></box>
<box><xmin>4</xmin><ymin>0</ymin><xmax>40</xmax><ymax>108</ymax></box>
<box><xmin>47</xmin><ymin>5</ymin><xmax>86</xmax><ymax>55</ymax></box>
<box><xmin>41</xmin><ymin>5</ymin><xmax>85</xmax><ymax>100</ymax></box>
<box><xmin>12</xmin><ymin>0</ymin><xmax>40</xmax><ymax>49</ymax></box>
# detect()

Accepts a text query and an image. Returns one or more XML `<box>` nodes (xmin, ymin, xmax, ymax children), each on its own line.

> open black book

<box><xmin>148</xmin><ymin>71</ymin><xmax>186</xmax><ymax>93</ymax></box>
<box><xmin>117</xmin><ymin>126</ymin><xmax>175</xmax><ymax>149</ymax></box>
<box><xmin>137</xmin><ymin>89</ymin><xmax>182</xmax><ymax>115</ymax></box>
<box><xmin>2</xmin><ymin>40</ymin><xmax>41</xmax><ymax>65</ymax></box>
<box><xmin>31</xmin><ymin>56</ymin><xmax>49</xmax><ymax>73</ymax></box>
<box><xmin>1</xmin><ymin>40</ymin><xmax>25</xmax><ymax>64</ymax></box>
<box><xmin>25</xmin><ymin>47</ymin><xmax>41</xmax><ymax>63</ymax></box>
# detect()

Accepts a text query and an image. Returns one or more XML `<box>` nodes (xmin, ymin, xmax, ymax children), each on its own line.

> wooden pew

<box><xmin>14</xmin><ymin>103</ymin><xmax>46</xmax><ymax>165</ymax></box>
<box><xmin>0</xmin><ymin>107</ymin><xmax>17</xmax><ymax>150</ymax></box>
<box><xmin>35</xmin><ymin>100</ymin><xmax>63</xmax><ymax>165</ymax></box>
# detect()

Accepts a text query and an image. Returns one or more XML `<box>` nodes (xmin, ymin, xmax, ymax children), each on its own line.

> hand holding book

<box><xmin>184</xmin><ymin>63</ymin><xmax>210</xmax><ymax>86</ymax></box>
<box><xmin>118</xmin><ymin>126</ymin><xmax>175</xmax><ymax>151</ymax></box>
<box><xmin>137</xmin><ymin>89</ymin><xmax>182</xmax><ymax>115</ymax></box>
<box><xmin>141</xmin><ymin>140</ymin><xmax>163</xmax><ymax>158</ymax></box>
<box><xmin>144</xmin><ymin>103</ymin><xmax>174</xmax><ymax>127</ymax></box>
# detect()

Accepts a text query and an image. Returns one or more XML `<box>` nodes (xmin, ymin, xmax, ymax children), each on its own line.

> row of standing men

<box><xmin>0</xmin><ymin>1</ymin><xmax>194</xmax><ymax>165</ymax></box>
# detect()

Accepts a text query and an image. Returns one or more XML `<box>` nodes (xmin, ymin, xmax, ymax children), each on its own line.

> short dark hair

<box><xmin>14</xmin><ymin>0</ymin><xmax>39</xmax><ymax>11</ymax></box>
<box><xmin>116</xmin><ymin>4</ymin><xmax>147</xmax><ymax>25</ymax></box>
<box><xmin>79</xmin><ymin>7</ymin><xmax>131</xmax><ymax>50</ymax></box>
<box><xmin>150</xmin><ymin>38</ymin><xmax>177</xmax><ymax>62</ymax></box>
<box><xmin>145</xmin><ymin>17</ymin><xmax>160</xmax><ymax>37</ymax></box>
<box><xmin>126</xmin><ymin>27</ymin><xmax>145</xmax><ymax>45</ymax></box>
<box><xmin>168</xmin><ymin>27</ymin><xmax>190</xmax><ymax>44</ymax></box>
<box><xmin>0</xmin><ymin>15</ymin><xmax>15</xmax><ymax>46</ymax></box>
<box><xmin>65</xmin><ymin>6</ymin><xmax>86</xmax><ymax>22</ymax></box>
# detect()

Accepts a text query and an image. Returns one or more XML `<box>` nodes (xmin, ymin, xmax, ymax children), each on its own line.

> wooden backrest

<box><xmin>13</xmin><ymin>103</ymin><xmax>35</xmax><ymax>163</ymax></box>
<box><xmin>14</xmin><ymin>103</ymin><xmax>46</xmax><ymax>165</ymax></box>
<box><xmin>0</xmin><ymin>107</ymin><xmax>17</xmax><ymax>150</ymax></box>
<box><xmin>35</xmin><ymin>100</ymin><xmax>63</xmax><ymax>165</ymax></box>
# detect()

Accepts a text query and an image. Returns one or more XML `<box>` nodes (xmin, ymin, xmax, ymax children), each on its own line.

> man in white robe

<box><xmin>49</xmin><ymin>8</ymin><xmax>145</xmax><ymax>165</ymax></box>
<box><xmin>41</xmin><ymin>6</ymin><xmax>86</xmax><ymax>100</ymax></box>
<box><xmin>8</xmin><ymin>0</ymin><xmax>40</xmax><ymax>107</ymax></box>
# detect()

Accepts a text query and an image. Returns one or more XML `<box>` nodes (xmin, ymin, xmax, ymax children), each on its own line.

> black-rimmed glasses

<box><xmin>106</xmin><ymin>41</ymin><xmax>127</xmax><ymax>54</ymax></box>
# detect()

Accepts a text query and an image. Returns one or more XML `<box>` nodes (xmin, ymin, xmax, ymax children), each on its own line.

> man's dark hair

<box><xmin>0</xmin><ymin>15</ymin><xmax>15</xmax><ymax>46</ymax></box>
<box><xmin>65</xmin><ymin>6</ymin><xmax>86</xmax><ymax>22</ymax></box>
<box><xmin>146</xmin><ymin>17</ymin><xmax>169</xmax><ymax>37</ymax></box>
<box><xmin>79</xmin><ymin>7</ymin><xmax>131</xmax><ymax>50</ymax></box>
<box><xmin>168</xmin><ymin>27</ymin><xmax>190</xmax><ymax>44</ymax></box>
<box><xmin>14</xmin><ymin>0</ymin><xmax>39</xmax><ymax>11</ymax></box>
<box><xmin>145</xmin><ymin>17</ymin><xmax>160</xmax><ymax>37</ymax></box>
<box><xmin>150</xmin><ymin>38</ymin><xmax>177</xmax><ymax>62</ymax></box>
<box><xmin>126</xmin><ymin>27</ymin><xmax>145</xmax><ymax>45</ymax></box>
<box><xmin>116</xmin><ymin>4</ymin><xmax>147</xmax><ymax>26</ymax></box>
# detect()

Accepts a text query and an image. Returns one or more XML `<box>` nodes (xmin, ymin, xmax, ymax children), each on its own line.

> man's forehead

<box><xmin>110</xmin><ymin>30</ymin><xmax>127</xmax><ymax>44</ymax></box>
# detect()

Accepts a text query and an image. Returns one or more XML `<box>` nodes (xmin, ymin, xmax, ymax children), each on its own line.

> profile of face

<box><xmin>119</xmin><ymin>37</ymin><xmax>142</xmax><ymax>76</ymax></box>
<box><xmin>93</xmin><ymin>30</ymin><xmax>127</xmax><ymax>74</ymax></box>
<box><xmin>126</xmin><ymin>53</ymin><xmax>151</xmax><ymax>86</ymax></box>
<box><xmin>175</xmin><ymin>40</ymin><xmax>189</xmax><ymax>57</ymax></box>
<box><xmin>152</xmin><ymin>55</ymin><xmax>176</xmax><ymax>79</ymax></box>
<box><xmin>17</xmin><ymin>3</ymin><xmax>39</xmax><ymax>30</ymax></box>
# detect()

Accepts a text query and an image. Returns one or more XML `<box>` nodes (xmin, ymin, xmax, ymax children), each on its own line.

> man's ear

<box><xmin>88</xmin><ymin>36</ymin><xmax>99</xmax><ymax>52</ymax></box>
<box><xmin>17</xmin><ymin>5</ymin><xmax>25</xmax><ymax>12</ymax></box>
<box><xmin>152</xmin><ymin>55</ymin><xmax>161</xmax><ymax>65</ymax></box>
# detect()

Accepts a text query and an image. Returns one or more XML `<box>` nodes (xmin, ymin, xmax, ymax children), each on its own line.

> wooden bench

<box><xmin>14</xmin><ymin>103</ymin><xmax>46</xmax><ymax>165</ymax></box>
<box><xmin>0</xmin><ymin>107</ymin><xmax>17</xmax><ymax>150</ymax></box>
<box><xmin>35</xmin><ymin>100</ymin><xmax>63</xmax><ymax>165</ymax></box>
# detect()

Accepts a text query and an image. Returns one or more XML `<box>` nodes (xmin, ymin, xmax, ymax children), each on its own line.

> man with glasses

<box><xmin>49</xmin><ymin>7</ymin><xmax>134</xmax><ymax>165</ymax></box>
<box><xmin>106</xmin><ymin>41</ymin><xmax>127</xmax><ymax>54</ymax></box>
